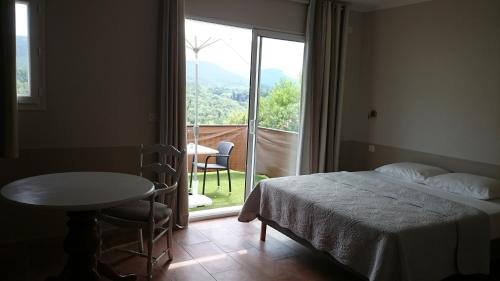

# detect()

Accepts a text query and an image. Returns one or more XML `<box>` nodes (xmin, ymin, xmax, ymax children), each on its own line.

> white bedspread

<box><xmin>238</xmin><ymin>171</ymin><xmax>490</xmax><ymax>281</ymax></box>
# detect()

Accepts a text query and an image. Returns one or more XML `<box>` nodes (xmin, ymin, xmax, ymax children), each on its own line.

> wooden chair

<box><xmin>99</xmin><ymin>144</ymin><xmax>185</xmax><ymax>281</ymax></box>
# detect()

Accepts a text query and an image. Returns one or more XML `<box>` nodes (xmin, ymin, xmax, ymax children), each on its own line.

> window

<box><xmin>15</xmin><ymin>0</ymin><xmax>44</xmax><ymax>110</ymax></box>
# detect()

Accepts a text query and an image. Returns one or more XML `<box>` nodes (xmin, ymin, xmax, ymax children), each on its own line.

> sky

<box><xmin>185</xmin><ymin>19</ymin><xmax>304</xmax><ymax>79</ymax></box>
<box><xmin>15</xmin><ymin>3</ymin><xmax>29</xmax><ymax>37</ymax></box>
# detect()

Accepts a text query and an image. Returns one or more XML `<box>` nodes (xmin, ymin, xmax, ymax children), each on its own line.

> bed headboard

<box><xmin>340</xmin><ymin>141</ymin><xmax>500</xmax><ymax>179</ymax></box>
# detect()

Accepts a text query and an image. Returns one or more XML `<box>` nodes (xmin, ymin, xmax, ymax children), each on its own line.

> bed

<box><xmin>238</xmin><ymin>169</ymin><xmax>500</xmax><ymax>281</ymax></box>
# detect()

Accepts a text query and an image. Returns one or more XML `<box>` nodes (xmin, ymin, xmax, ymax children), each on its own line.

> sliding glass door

<box><xmin>185</xmin><ymin>19</ymin><xmax>252</xmax><ymax>211</ymax></box>
<box><xmin>245</xmin><ymin>30</ymin><xmax>305</xmax><ymax>197</ymax></box>
<box><xmin>184</xmin><ymin>20</ymin><xmax>304</xmax><ymax>211</ymax></box>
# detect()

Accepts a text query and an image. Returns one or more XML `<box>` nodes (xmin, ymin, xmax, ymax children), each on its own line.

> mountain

<box><xmin>186</xmin><ymin>61</ymin><xmax>295</xmax><ymax>89</ymax></box>
<box><xmin>260</xmin><ymin>69</ymin><xmax>288</xmax><ymax>88</ymax></box>
<box><xmin>186</xmin><ymin>61</ymin><xmax>248</xmax><ymax>88</ymax></box>
<box><xmin>16</xmin><ymin>36</ymin><xmax>29</xmax><ymax>69</ymax></box>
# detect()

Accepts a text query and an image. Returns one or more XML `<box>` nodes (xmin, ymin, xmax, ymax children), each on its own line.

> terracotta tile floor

<box><xmin>101</xmin><ymin>216</ymin><xmax>363</xmax><ymax>281</ymax></box>
<box><xmin>20</xmin><ymin>216</ymin><xmax>500</xmax><ymax>281</ymax></box>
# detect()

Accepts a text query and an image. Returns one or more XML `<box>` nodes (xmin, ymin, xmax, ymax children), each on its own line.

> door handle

<box><xmin>249</xmin><ymin>120</ymin><xmax>255</xmax><ymax>135</ymax></box>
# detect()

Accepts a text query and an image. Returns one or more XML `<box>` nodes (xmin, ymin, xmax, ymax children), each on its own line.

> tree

<box><xmin>226</xmin><ymin>109</ymin><xmax>247</xmax><ymax>124</ymax></box>
<box><xmin>16</xmin><ymin>68</ymin><xmax>30</xmax><ymax>96</ymax></box>
<box><xmin>258</xmin><ymin>78</ymin><xmax>300</xmax><ymax>132</ymax></box>
<box><xmin>17</xmin><ymin>68</ymin><xmax>28</xmax><ymax>82</ymax></box>
<box><xmin>185</xmin><ymin>77</ymin><xmax>301</xmax><ymax>131</ymax></box>
<box><xmin>186</xmin><ymin>83</ymin><xmax>246</xmax><ymax>125</ymax></box>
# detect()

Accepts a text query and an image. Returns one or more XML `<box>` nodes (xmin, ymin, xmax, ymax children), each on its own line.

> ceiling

<box><xmin>346</xmin><ymin>0</ymin><xmax>433</xmax><ymax>12</ymax></box>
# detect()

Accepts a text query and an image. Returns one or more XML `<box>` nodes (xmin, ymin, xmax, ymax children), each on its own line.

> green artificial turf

<box><xmin>189</xmin><ymin>170</ymin><xmax>267</xmax><ymax>212</ymax></box>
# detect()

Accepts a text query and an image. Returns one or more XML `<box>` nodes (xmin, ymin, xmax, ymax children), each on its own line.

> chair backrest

<box><xmin>140</xmin><ymin>144</ymin><xmax>186</xmax><ymax>205</ymax></box>
<box><xmin>140</xmin><ymin>144</ymin><xmax>185</xmax><ymax>181</ymax></box>
<box><xmin>216</xmin><ymin>141</ymin><xmax>234</xmax><ymax>167</ymax></box>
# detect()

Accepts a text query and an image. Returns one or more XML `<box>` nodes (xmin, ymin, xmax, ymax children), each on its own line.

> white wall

<box><xmin>19</xmin><ymin>0</ymin><xmax>158</xmax><ymax>149</ymax></box>
<box><xmin>341</xmin><ymin>11</ymin><xmax>369</xmax><ymax>143</ymax></box>
<box><xmin>342</xmin><ymin>0</ymin><xmax>500</xmax><ymax>165</ymax></box>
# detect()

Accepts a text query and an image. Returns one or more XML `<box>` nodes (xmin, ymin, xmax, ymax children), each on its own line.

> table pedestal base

<box><xmin>46</xmin><ymin>211</ymin><xmax>136</xmax><ymax>281</ymax></box>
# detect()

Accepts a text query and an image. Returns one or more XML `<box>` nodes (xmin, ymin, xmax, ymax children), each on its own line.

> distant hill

<box><xmin>260</xmin><ymin>68</ymin><xmax>288</xmax><ymax>88</ymax></box>
<box><xmin>16</xmin><ymin>36</ymin><xmax>29</xmax><ymax>69</ymax></box>
<box><xmin>186</xmin><ymin>61</ymin><xmax>248</xmax><ymax>88</ymax></box>
<box><xmin>186</xmin><ymin>60</ymin><xmax>294</xmax><ymax>89</ymax></box>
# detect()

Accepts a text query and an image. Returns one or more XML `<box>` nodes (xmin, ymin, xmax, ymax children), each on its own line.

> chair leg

<box><xmin>227</xmin><ymin>168</ymin><xmax>232</xmax><ymax>193</ymax></box>
<box><xmin>147</xmin><ymin>226</ymin><xmax>154</xmax><ymax>281</ymax></box>
<box><xmin>166</xmin><ymin>218</ymin><xmax>173</xmax><ymax>260</ymax></box>
<box><xmin>202</xmin><ymin>168</ymin><xmax>207</xmax><ymax>195</ymax></box>
<box><xmin>216</xmin><ymin>170</ymin><xmax>220</xmax><ymax>187</ymax></box>
<box><xmin>138</xmin><ymin>229</ymin><xmax>144</xmax><ymax>254</ymax></box>
<box><xmin>190</xmin><ymin>163</ymin><xmax>193</xmax><ymax>189</ymax></box>
<box><xmin>97</xmin><ymin>220</ymin><xmax>102</xmax><ymax>259</ymax></box>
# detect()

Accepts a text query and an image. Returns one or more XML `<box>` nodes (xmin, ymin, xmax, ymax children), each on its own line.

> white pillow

<box><xmin>375</xmin><ymin>162</ymin><xmax>448</xmax><ymax>183</ymax></box>
<box><xmin>424</xmin><ymin>173</ymin><xmax>500</xmax><ymax>200</ymax></box>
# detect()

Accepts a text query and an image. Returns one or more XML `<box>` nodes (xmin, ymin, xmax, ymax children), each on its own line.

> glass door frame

<box><xmin>244</xmin><ymin>29</ymin><xmax>305</xmax><ymax>199</ymax></box>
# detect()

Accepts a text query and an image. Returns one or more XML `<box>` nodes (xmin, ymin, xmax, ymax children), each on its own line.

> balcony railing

<box><xmin>187</xmin><ymin>125</ymin><xmax>298</xmax><ymax>178</ymax></box>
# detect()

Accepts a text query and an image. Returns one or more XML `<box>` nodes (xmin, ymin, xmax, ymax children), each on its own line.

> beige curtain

<box><xmin>158</xmin><ymin>0</ymin><xmax>188</xmax><ymax>227</ymax></box>
<box><xmin>298</xmin><ymin>0</ymin><xmax>349</xmax><ymax>174</ymax></box>
<box><xmin>0</xmin><ymin>0</ymin><xmax>18</xmax><ymax>159</ymax></box>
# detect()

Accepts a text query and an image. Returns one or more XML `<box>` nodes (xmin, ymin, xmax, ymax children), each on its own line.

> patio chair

<box><xmin>98</xmin><ymin>144</ymin><xmax>185</xmax><ymax>281</ymax></box>
<box><xmin>191</xmin><ymin>141</ymin><xmax>234</xmax><ymax>195</ymax></box>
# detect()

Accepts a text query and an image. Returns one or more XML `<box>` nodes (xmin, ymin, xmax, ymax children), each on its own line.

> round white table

<box><xmin>1</xmin><ymin>172</ymin><xmax>155</xmax><ymax>281</ymax></box>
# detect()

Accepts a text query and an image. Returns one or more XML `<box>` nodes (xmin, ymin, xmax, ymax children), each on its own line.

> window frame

<box><xmin>244</xmin><ymin>29</ymin><xmax>305</xmax><ymax>197</ymax></box>
<box><xmin>16</xmin><ymin>0</ymin><xmax>46</xmax><ymax>110</ymax></box>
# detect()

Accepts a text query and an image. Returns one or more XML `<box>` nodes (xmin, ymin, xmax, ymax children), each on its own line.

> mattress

<box><xmin>362</xmin><ymin>171</ymin><xmax>500</xmax><ymax>240</ymax></box>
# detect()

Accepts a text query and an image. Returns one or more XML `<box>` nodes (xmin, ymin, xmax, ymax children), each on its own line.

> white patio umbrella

<box><xmin>186</xmin><ymin>36</ymin><xmax>219</xmax><ymax>195</ymax></box>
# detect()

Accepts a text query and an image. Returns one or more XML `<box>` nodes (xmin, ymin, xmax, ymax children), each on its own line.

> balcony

<box><xmin>187</xmin><ymin>125</ymin><xmax>298</xmax><ymax>213</ymax></box>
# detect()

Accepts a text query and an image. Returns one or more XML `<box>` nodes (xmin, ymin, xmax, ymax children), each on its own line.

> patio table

<box><xmin>187</xmin><ymin>143</ymin><xmax>219</xmax><ymax>155</ymax></box>
<box><xmin>187</xmin><ymin>143</ymin><xmax>219</xmax><ymax>208</ymax></box>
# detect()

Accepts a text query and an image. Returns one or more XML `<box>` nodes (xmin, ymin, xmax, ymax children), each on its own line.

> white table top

<box><xmin>0</xmin><ymin>172</ymin><xmax>155</xmax><ymax>211</ymax></box>
<box><xmin>187</xmin><ymin>143</ymin><xmax>219</xmax><ymax>155</ymax></box>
